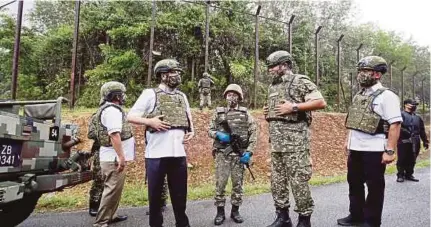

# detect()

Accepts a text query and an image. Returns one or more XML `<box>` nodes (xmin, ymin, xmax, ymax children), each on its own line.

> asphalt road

<box><xmin>19</xmin><ymin>168</ymin><xmax>430</xmax><ymax>227</ymax></box>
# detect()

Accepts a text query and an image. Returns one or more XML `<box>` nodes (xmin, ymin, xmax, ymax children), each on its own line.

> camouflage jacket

<box><xmin>208</xmin><ymin>106</ymin><xmax>257</xmax><ymax>154</ymax></box>
<box><xmin>345</xmin><ymin>87</ymin><xmax>389</xmax><ymax>135</ymax></box>
<box><xmin>92</xmin><ymin>103</ymin><xmax>133</xmax><ymax>147</ymax></box>
<box><xmin>267</xmin><ymin>71</ymin><xmax>323</xmax><ymax>152</ymax></box>
<box><xmin>146</xmin><ymin>88</ymin><xmax>190</xmax><ymax>132</ymax></box>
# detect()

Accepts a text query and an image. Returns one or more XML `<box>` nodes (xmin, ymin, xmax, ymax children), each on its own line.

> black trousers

<box><xmin>146</xmin><ymin>157</ymin><xmax>189</xmax><ymax>227</ymax></box>
<box><xmin>347</xmin><ymin>150</ymin><xmax>386</xmax><ymax>227</ymax></box>
<box><xmin>397</xmin><ymin>138</ymin><xmax>420</xmax><ymax>177</ymax></box>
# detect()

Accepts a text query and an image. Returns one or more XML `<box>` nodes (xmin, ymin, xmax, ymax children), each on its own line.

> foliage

<box><xmin>0</xmin><ymin>0</ymin><xmax>429</xmax><ymax>111</ymax></box>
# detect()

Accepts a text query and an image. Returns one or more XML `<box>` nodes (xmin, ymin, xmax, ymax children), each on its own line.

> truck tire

<box><xmin>0</xmin><ymin>192</ymin><xmax>41</xmax><ymax>227</ymax></box>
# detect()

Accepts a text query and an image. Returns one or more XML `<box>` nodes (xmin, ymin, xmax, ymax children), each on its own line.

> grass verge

<box><xmin>36</xmin><ymin>159</ymin><xmax>430</xmax><ymax>213</ymax></box>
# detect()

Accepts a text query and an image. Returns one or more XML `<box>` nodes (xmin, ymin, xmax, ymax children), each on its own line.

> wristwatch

<box><xmin>292</xmin><ymin>103</ymin><xmax>299</xmax><ymax>113</ymax></box>
<box><xmin>384</xmin><ymin>149</ymin><xmax>395</xmax><ymax>155</ymax></box>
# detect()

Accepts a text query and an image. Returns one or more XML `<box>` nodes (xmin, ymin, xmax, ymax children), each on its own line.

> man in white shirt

<box><xmin>93</xmin><ymin>81</ymin><xmax>134</xmax><ymax>227</ymax></box>
<box><xmin>128</xmin><ymin>59</ymin><xmax>194</xmax><ymax>227</ymax></box>
<box><xmin>338</xmin><ymin>56</ymin><xmax>402</xmax><ymax>227</ymax></box>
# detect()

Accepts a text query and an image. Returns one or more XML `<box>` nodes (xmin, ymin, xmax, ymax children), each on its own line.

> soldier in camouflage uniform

<box><xmin>337</xmin><ymin>56</ymin><xmax>402</xmax><ymax>227</ymax></box>
<box><xmin>93</xmin><ymin>81</ymin><xmax>135</xmax><ymax>227</ymax></box>
<box><xmin>198</xmin><ymin>72</ymin><xmax>214</xmax><ymax>110</ymax></box>
<box><xmin>87</xmin><ymin>115</ymin><xmax>103</xmax><ymax>217</ymax></box>
<box><xmin>208</xmin><ymin>84</ymin><xmax>257</xmax><ymax>225</ymax></box>
<box><xmin>263</xmin><ymin>51</ymin><xmax>326</xmax><ymax>227</ymax></box>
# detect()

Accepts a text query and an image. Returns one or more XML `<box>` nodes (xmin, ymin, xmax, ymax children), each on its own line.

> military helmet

<box><xmin>266</xmin><ymin>50</ymin><xmax>293</xmax><ymax>68</ymax></box>
<box><xmin>154</xmin><ymin>59</ymin><xmax>184</xmax><ymax>76</ymax></box>
<box><xmin>357</xmin><ymin>56</ymin><xmax>388</xmax><ymax>74</ymax></box>
<box><xmin>203</xmin><ymin>72</ymin><xmax>210</xmax><ymax>77</ymax></box>
<box><xmin>99</xmin><ymin>81</ymin><xmax>126</xmax><ymax>105</ymax></box>
<box><xmin>223</xmin><ymin>84</ymin><xmax>243</xmax><ymax>101</ymax></box>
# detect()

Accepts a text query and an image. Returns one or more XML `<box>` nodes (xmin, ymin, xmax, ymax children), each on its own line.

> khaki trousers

<box><xmin>94</xmin><ymin>162</ymin><xmax>126</xmax><ymax>227</ymax></box>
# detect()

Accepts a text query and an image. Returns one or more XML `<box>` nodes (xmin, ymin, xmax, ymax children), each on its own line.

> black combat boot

<box><xmin>267</xmin><ymin>208</ymin><xmax>292</xmax><ymax>227</ymax></box>
<box><xmin>89</xmin><ymin>199</ymin><xmax>100</xmax><ymax>217</ymax></box>
<box><xmin>230</xmin><ymin>205</ymin><xmax>244</xmax><ymax>223</ymax></box>
<box><xmin>296</xmin><ymin>215</ymin><xmax>311</xmax><ymax>227</ymax></box>
<box><xmin>214</xmin><ymin>206</ymin><xmax>226</xmax><ymax>225</ymax></box>
<box><xmin>405</xmin><ymin>175</ymin><xmax>419</xmax><ymax>182</ymax></box>
<box><xmin>337</xmin><ymin>214</ymin><xmax>364</xmax><ymax>226</ymax></box>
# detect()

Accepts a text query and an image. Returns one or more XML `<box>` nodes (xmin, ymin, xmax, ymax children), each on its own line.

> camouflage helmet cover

<box><xmin>223</xmin><ymin>83</ymin><xmax>243</xmax><ymax>101</ymax></box>
<box><xmin>203</xmin><ymin>72</ymin><xmax>210</xmax><ymax>77</ymax></box>
<box><xmin>357</xmin><ymin>56</ymin><xmax>388</xmax><ymax>74</ymax></box>
<box><xmin>266</xmin><ymin>50</ymin><xmax>293</xmax><ymax>67</ymax></box>
<box><xmin>99</xmin><ymin>81</ymin><xmax>126</xmax><ymax>105</ymax></box>
<box><xmin>154</xmin><ymin>59</ymin><xmax>184</xmax><ymax>76</ymax></box>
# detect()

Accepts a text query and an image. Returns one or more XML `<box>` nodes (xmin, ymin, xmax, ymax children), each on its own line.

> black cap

<box><xmin>404</xmin><ymin>99</ymin><xmax>418</xmax><ymax>105</ymax></box>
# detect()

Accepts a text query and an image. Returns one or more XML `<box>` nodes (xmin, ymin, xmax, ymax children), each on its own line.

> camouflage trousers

<box><xmin>199</xmin><ymin>93</ymin><xmax>211</xmax><ymax>108</ymax></box>
<box><xmin>214</xmin><ymin>151</ymin><xmax>245</xmax><ymax>207</ymax></box>
<box><xmin>270</xmin><ymin>150</ymin><xmax>314</xmax><ymax>215</ymax></box>
<box><xmin>89</xmin><ymin>150</ymin><xmax>104</xmax><ymax>203</ymax></box>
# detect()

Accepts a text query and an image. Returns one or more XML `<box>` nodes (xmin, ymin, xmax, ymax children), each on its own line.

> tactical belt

<box><xmin>266</xmin><ymin>112</ymin><xmax>308</xmax><ymax>123</ymax></box>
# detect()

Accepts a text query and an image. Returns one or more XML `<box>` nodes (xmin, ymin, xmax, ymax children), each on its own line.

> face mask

<box><xmin>357</xmin><ymin>71</ymin><xmax>377</xmax><ymax>87</ymax></box>
<box><xmin>268</xmin><ymin>68</ymin><xmax>282</xmax><ymax>85</ymax></box>
<box><xmin>226</xmin><ymin>94</ymin><xmax>239</xmax><ymax>108</ymax></box>
<box><xmin>163</xmin><ymin>73</ymin><xmax>182</xmax><ymax>88</ymax></box>
<box><xmin>410</xmin><ymin>106</ymin><xmax>417</xmax><ymax>112</ymax></box>
<box><xmin>269</xmin><ymin>64</ymin><xmax>289</xmax><ymax>84</ymax></box>
<box><xmin>119</xmin><ymin>93</ymin><xmax>126</xmax><ymax>105</ymax></box>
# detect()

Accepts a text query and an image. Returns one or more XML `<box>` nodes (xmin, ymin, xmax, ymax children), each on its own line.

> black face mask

<box><xmin>410</xmin><ymin>106</ymin><xmax>417</xmax><ymax>112</ymax></box>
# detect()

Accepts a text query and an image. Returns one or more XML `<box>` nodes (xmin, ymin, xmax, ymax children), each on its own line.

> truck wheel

<box><xmin>0</xmin><ymin>192</ymin><xmax>41</xmax><ymax>227</ymax></box>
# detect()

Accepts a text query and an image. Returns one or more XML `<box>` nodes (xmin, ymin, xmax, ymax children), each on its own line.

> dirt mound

<box><xmin>67</xmin><ymin>110</ymin><xmax>358</xmax><ymax>185</ymax></box>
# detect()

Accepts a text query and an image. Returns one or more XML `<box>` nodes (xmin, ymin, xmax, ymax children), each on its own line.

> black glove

<box><xmin>424</xmin><ymin>143</ymin><xmax>429</xmax><ymax>150</ymax></box>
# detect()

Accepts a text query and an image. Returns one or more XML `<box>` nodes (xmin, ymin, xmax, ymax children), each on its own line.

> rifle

<box><xmin>218</xmin><ymin>119</ymin><xmax>255</xmax><ymax>180</ymax></box>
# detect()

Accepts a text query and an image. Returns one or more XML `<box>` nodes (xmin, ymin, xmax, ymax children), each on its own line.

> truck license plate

<box><xmin>0</xmin><ymin>139</ymin><xmax>22</xmax><ymax>167</ymax></box>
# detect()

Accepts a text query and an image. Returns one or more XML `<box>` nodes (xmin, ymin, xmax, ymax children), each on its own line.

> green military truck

<box><xmin>0</xmin><ymin>97</ymin><xmax>93</xmax><ymax>227</ymax></box>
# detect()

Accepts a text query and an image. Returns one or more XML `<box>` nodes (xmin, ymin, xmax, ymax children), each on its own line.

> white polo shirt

<box><xmin>347</xmin><ymin>82</ymin><xmax>403</xmax><ymax>152</ymax></box>
<box><xmin>127</xmin><ymin>85</ymin><xmax>194</xmax><ymax>159</ymax></box>
<box><xmin>99</xmin><ymin>104</ymin><xmax>136</xmax><ymax>162</ymax></box>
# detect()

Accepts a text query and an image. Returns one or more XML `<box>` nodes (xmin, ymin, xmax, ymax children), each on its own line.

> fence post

<box><xmin>70</xmin><ymin>0</ymin><xmax>80</xmax><ymax>109</ymax></box>
<box><xmin>314</xmin><ymin>26</ymin><xmax>322</xmax><ymax>86</ymax></box>
<box><xmin>337</xmin><ymin>34</ymin><xmax>344</xmax><ymax>112</ymax></box>
<box><xmin>288</xmin><ymin>15</ymin><xmax>295</xmax><ymax>54</ymax></box>
<box><xmin>11</xmin><ymin>0</ymin><xmax>23</xmax><ymax>100</ymax></box>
